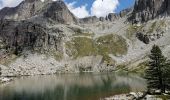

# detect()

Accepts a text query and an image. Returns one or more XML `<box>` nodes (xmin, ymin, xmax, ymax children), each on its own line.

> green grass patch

<box><xmin>159</xmin><ymin>20</ymin><xmax>166</xmax><ymax>27</ymax></box>
<box><xmin>128</xmin><ymin>61</ymin><xmax>148</xmax><ymax>76</ymax></box>
<box><xmin>95</xmin><ymin>34</ymin><xmax>127</xmax><ymax>56</ymax></box>
<box><xmin>0</xmin><ymin>54</ymin><xmax>18</xmax><ymax>66</ymax></box>
<box><xmin>73</xmin><ymin>32</ymin><xmax>94</xmax><ymax>37</ymax></box>
<box><xmin>115</xmin><ymin>64</ymin><xmax>128</xmax><ymax>71</ymax></box>
<box><xmin>66</xmin><ymin>37</ymin><xmax>97</xmax><ymax>58</ymax></box>
<box><xmin>147</xmin><ymin>21</ymin><xmax>157</xmax><ymax>34</ymax></box>
<box><xmin>72</xmin><ymin>28</ymin><xmax>94</xmax><ymax>37</ymax></box>
<box><xmin>156</xmin><ymin>95</ymin><xmax>170</xmax><ymax>100</ymax></box>
<box><xmin>147</xmin><ymin>20</ymin><xmax>166</xmax><ymax>34</ymax></box>
<box><xmin>53</xmin><ymin>51</ymin><xmax>63</xmax><ymax>61</ymax></box>
<box><xmin>126</xmin><ymin>24</ymin><xmax>144</xmax><ymax>40</ymax></box>
<box><xmin>66</xmin><ymin>34</ymin><xmax>127</xmax><ymax>65</ymax></box>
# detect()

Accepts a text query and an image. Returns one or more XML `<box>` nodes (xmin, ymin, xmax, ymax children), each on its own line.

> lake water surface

<box><xmin>0</xmin><ymin>73</ymin><xmax>146</xmax><ymax>100</ymax></box>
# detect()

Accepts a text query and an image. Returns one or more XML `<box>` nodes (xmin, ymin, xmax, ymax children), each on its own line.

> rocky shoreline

<box><xmin>102</xmin><ymin>92</ymin><xmax>170</xmax><ymax>100</ymax></box>
<box><xmin>0</xmin><ymin>77</ymin><xmax>13</xmax><ymax>84</ymax></box>
<box><xmin>0</xmin><ymin>54</ymin><xmax>116</xmax><ymax>77</ymax></box>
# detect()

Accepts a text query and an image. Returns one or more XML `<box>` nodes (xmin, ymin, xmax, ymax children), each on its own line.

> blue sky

<box><xmin>115</xmin><ymin>0</ymin><xmax>135</xmax><ymax>12</ymax></box>
<box><xmin>65</xmin><ymin>0</ymin><xmax>135</xmax><ymax>18</ymax></box>
<box><xmin>0</xmin><ymin>0</ymin><xmax>135</xmax><ymax>18</ymax></box>
<box><xmin>65</xmin><ymin>0</ymin><xmax>135</xmax><ymax>13</ymax></box>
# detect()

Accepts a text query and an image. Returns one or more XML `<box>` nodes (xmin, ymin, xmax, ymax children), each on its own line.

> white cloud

<box><xmin>0</xmin><ymin>0</ymin><xmax>119</xmax><ymax>18</ymax></box>
<box><xmin>66</xmin><ymin>2</ymin><xmax>90</xmax><ymax>18</ymax></box>
<box><xmin>91</xmin><ymin>0</ymin><xmax>119</xmax><ymax>17</ymax></box>
<box><xmin>0</xmin><ymin>0</ymin><xmax>90</xmax><ymax>18</ymax></box>
<box><xmin>0</xmin><ymin>0</ymin><xmax>23</xmax><ymax>8</ymax></box>
<box><xmin>0</xmin><ymin>0</ymin><xmax>48</xmax><ymax>9</ymax></box>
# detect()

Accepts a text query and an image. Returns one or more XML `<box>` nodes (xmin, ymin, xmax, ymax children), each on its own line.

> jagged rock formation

<box><xmin>0</xmin><ymin>0</ymin><xmax>77</xmax><ymax>24</ymax></box>
<box><xmin>43</xmin><ymin>0</ymin><xmax>77</xmax><ymax>24</ymax></box>
<box><xmin>0</xmin><ymin>20</ymin><xmax>64</xmax><ymax>56</ymax></box>
<box><xmin>106</xmin><ymin>13</ymin><xmax>119</xmax><ymax>21</ymax></box>
<box><xmin>130</xmin><ymin>0</ymin><xmax>170</xmax><ymax>22</ymax></box>
<box><xmin>0</xmin><ymin>0</ymin><xmax>170</xmax><ymax>76</ymax></box>
<box><xmin>119</xmin><ymin>8</ymin><xmax>132</xmax><ymax>17</ymax></box>
<box><xmin>79</xmin><ymin>8</ymin><xmax>132</xmax><ymax>24</ymax></box>
<box><xmin>79</xmin><ymin>16</ymin><xmax>100</xmax><ymax>24</ymax></box>
<box><xmin>136</xmin><ymin>32</ymin><xmax>150</xmax><ymax>44</ymax></box>
<box><xmin>0</xmin><ymin>0</ymin><xmax>50</xmax><ymax>20</ymax></box>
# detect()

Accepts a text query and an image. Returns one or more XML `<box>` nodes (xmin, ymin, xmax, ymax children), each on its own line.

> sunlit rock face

<box><xmin>0</xmin><ymin>0</ymin><xmax>77</xmax><ymax>24</ymax></box>
<box><xmin>0</xmin><ymin>0</ymin><xmax>48</xmax><ymax>20</ymax></box>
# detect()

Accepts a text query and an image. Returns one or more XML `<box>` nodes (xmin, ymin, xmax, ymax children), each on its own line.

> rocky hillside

<box><xmin>1</xmin><ymin>0</ymin><xmax>170</xmax><ymax>76</ymax></box>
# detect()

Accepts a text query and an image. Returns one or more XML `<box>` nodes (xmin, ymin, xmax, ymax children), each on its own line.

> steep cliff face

<box><xmin>44</xmin><ymin>1</ymin><xmax>77</xmax><ymax>24</ymax></box>
<box><xmin>130</xmin><ymin>0</ymin><xmax>170</xmax><ymax>22</ymax></box>
<box><xmin>1</xmin><ymin>0</ymin><xmax>170</xmax><ymax>76</ymax></box>
<box><xmin>0</xmin><ymin>0</ymin><xmax>77</xmax><ymax>24</ymax></box>
<box><xmin>0</xmin><ymin>20</ymin><xmax>64</xmax><ymax>57</ymax></box>
<box><xmin>0</xmin><ymin>0</ymin><xmax>49</xmax><ymax>20</ymax></box>
<box><xmin>79</xmin><ymin>8</ymin><xmax>132</xmax><ymax>24</ymax></box>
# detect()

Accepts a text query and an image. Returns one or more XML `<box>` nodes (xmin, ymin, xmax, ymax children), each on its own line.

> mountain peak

<box><xmin>0</xmin><ymin>0</ymin><xmax>77</xmax><ymax>24</ymax></box>
<box><xmin>44</xmin><ymin>0</ymin><xmax>77</xmax><ymax>24</ymax></box>
<box><xmin>129</xmin><ymin>0</ymin><xmax>170</xmax><ymax>22</ymax></box>
<box><xmin>24</xmin><ymin>0</ymin><xmax>53</xmax><ymax>3</ymax></box>
<box><xmin>25</xmin><ymin>0</ymin><xmax>41</xmax><ymax>2</ymax></box>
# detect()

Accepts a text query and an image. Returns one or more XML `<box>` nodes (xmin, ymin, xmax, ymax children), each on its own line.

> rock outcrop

<box><xmin>0</xmin><ymin>0</ymin><xmax>77</xmax><ymax>24</ymax></box>
<box><xmin>1</xmin><ymin>0</ymin><xmax>169</xmax><ymax>76</ymax></box>
<box><xmin>136</xmin><ymin>32</ymin><xmax>150</xmax><ymax>44</ymax></box>
<box><xmin>130</xmin><ymin>0</ymin><xmax>170</xmax><ymax>22</ymax></box>
<box><xmin>44</xmin><ymin>1</ymin><xmax>77</xmax><ymax>24</ymax></box>
<box><xmin>79</xmin><ymin>16</ymin><xmax>100</xmax><ymax>24</ymax></box>
<box><xmin>0</xmin><ymin>0</ymin><xmax>78</xmax><ymax>59</ymax></box>
<box><xmin>0</xmin><ymin>0</ymin><xmax>49</xmax><ymax>20</ymax></box>
<box><xmin>106</xmin><ymin>13</ymin><xmax>119</xmax><ymax>21</ymax></box>
<box><xmin>79</xmin><ymin>8</ymin><xmax>132</xmax><ymax>24</ymax></box>
<box><xmin>0</xmin><ymin>19</ymin><xmax>64</xmax><ymax>56</ymax></box>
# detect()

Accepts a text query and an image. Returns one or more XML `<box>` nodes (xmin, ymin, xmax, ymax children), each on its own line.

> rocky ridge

<box><xmin>0</xmin><ymin>0</ymin><xmax>77</xmax><ymax>24</ymax></box>
<box><xmin>130</xmin><ymin>0</ymin><xmax>170</xmax><ymax>22</ymax></box>
<box><xmin>1</xmin><ymin>0</ymin><xmax>170</xmax><ymax>76</ymax></box>
<box><xmin>80</xmin><ymin>8</ymin><xmax>132</xmax><ymax>24</ymax></box>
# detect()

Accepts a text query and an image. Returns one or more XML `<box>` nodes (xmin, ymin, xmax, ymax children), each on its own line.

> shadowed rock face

<box><xmin>136</xmin><ymin>32</ymin><xmax>150</xmax><ymax>44</ymax></box>
<box><xmin>0</xmin><ymin>20</ymin><xmax>64</xmax><ymax>55</ymax></box>
<box><xmin>44</xmin><ymin>1</ymin><xmax>77</xmax><ymax>24</ymax></box>
<box><xmin>130</xmin><ymin>0</ymin><xmax>170</xmax><ymax>22</ymax></box>
<box><xmin>0</xmin><ymin>0</ymin><xmax>77</xmax><ymax>56</ymax></box>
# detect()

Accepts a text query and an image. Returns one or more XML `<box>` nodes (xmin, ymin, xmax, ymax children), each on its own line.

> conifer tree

<box><xmin>145</xmin><ymin>45</ymin><xmax>166</xmax><ymax>93</ymax></box>
<box><xmin>0</xmin><ymin>67</ymin><xmax>2</xmax><ymax>76</ymax></box>
<box><xmin>0</xmin><ymin>67</ymin><xmax>1</xmax><ymax>75</ymax></box>
<box><xmin>163</xmin><ymin>60</ymin><xmax>170</xmax><ymax>91</ymax></box>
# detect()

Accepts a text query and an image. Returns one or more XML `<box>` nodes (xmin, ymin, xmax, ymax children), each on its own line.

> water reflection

<box><xmin>0</xmin><ymin>73</ymin><xmax>146</xmax><ymax>100</ymax></box>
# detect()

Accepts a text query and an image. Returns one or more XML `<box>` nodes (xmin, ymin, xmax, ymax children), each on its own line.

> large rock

<box><xmin>79</xmin><ymin>16</ymin><xmax>100</xmax><ymax>24</ymax></box>
<box><xmin>130</xmin><ymin>0</ymin><xmax>170</xmax><ymax>22</ymax></box>
<box><xmin>0</xmin><ymin>0</ymin><xmax>77</xmax><ymax>24</ymax></box>
<box><xmin>0</xmin><ymin>0</ymin><xmax>50</xmax><ymax>20</ymax></box>
<box><xmin>119</xmin><ymin>8</ymin><xmax>132</xmax><ymax>17</ymax></box>
<box><xmin>136</xmin><ymin>32</ymin><xmax>150</xmax><ymax>44</ymax></box>
<box><xmin>0</xmin><ymin>19</ymin><xmax>64</xmax><ymax>56</ymax></box>
<box><xmin>44</xmin><ymin>0</ymin><xmax>77</xmax><ymax>24</ymax></box>
<box><xmin>106</xmin><ymin>13</ymin><xmax>119</xmax><ymax>21</ymax></box>
<box><xmin>79</xmin><ymin>9</ymin><xmax>132</xmax><ymax>24</ymax></box>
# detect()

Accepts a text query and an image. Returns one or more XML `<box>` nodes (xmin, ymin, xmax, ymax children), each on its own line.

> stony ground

<box><xmin>102</xmin><ymin>92</ymin><xmax>170</xmax><ymax>100</ymax></box>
